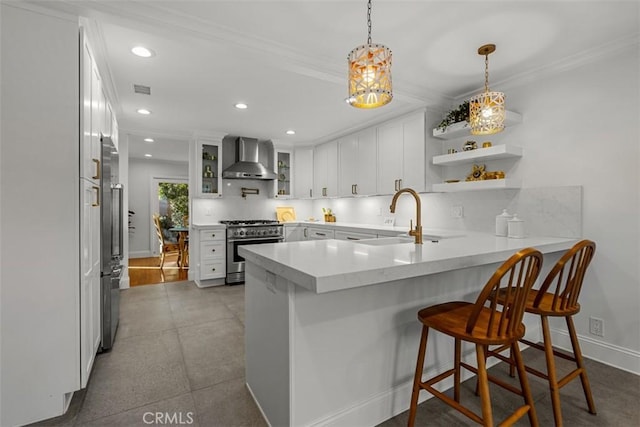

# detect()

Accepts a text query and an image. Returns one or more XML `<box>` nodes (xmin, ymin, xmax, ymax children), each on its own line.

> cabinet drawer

<box><xmin>306</xmin><ymin>227</ymin><xmax>335</xmax><ymax>240</ymax></box>
<box><xmin>200</xmin><ymin>241</ymin><xmax>225</xmax><ymax>260</ymax></box>
<box><xmin>200</xmin><ymin>259</ymin><xmax>225</xmax><ymax>279</ymax></box>
<box><xmin>334</xmin><ymin>230</ymin><xmax>377</xmax><ymax>241</ymax></box>
<box><xmin>199</xmin><ymin>228</ymin><xmax>225</xmax><ymax>242</ymax></box>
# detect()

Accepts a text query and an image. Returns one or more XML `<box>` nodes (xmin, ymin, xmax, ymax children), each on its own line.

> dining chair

<box><xmin>152</xmin><ymin>214</ymin><xmax>181</xmax><ymax>268</ymax></box>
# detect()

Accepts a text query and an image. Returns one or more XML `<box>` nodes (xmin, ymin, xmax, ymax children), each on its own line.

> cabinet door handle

<box><xmin>92</xmin><ymin>159</ymin><xmax>100</xmax><ymax>180</ymax></box>
<box><xmin>394</xmin><ymin>179</ymin><xmax>398</xmax><ymax>191</ymax></box>
<box><xmin>316</xmin><ymin>232</ymin><xmax>326</xmax><ymax>236</ymax></box>
<box><xmin>211</xmin><ymin>248</ymin><xmax>216</xmax><ymax>252</ymax></box>
<box><xmin>346</xmin><ymin>236</ymin><xmax>359</xmax><ymax>240</ymax></box>
<box><xmin>322</xmin><ymin>187</ymin><xmax>327</xmax><ymax>197</ymax></box>
<box><xmin>211</xmin><ymin>267</ymin><xmax>216</xmax><ymax>271</ymax></box>
<box><xmin>354</xmin><ymin>184</ymin><xmax>358</xmax><ymax>195</ymax></box>
<box><xmin>309</xmin><ymin>189</ymin><xmax>312</xmax><ymax>198</ymax></box>
<box><xmin>92</xmin><ymin>186</ymin><xmax>100</xmax><ymax>207</ymax></box>
<box><xmin>399</xmin><ymin>179</ymin><xmax>403</xmax><ymax>189</ymax></box>
<box><xmin>303</xmin><ymin>228</ymin><xmax>308</xmax><ymax>238</ymax></box>
<box><xmin>211</xmin><ymin>233</ymin><xmax>216</xmax><ymax>238</ymax></box>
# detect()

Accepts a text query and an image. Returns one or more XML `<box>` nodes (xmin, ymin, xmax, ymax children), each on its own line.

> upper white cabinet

<box><xmin>273</xmin><ymin>148</ymin><xmax>293</xmax><ymax>199</ymax></box>
<box><xmin>196</xmin><ymin>139</ymin><xmax>223</xmax><ymax>198</ymax></box>
<box><xmin>377</xmin><ymin>111</ymin><xmax>427</xmax><ymax>194</ymax></box>
<box><xmin>338</xmin><ymin>127</ymin><xmax>377</xmax><ymax>197</ymax></box>
<box><xmin>294</xmin><ymin>147</ymin><xmax>313</xmax><ymax>198</ymax></box>
<box><xmin>313</xmin><ymin>141</ymin><xmax>338</xmax><ymax>198</ymax></box>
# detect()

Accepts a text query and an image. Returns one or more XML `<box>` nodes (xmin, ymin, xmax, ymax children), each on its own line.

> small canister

<box><xmin>508</xmin><ymin>215</ymin><xmax>525</xmax><ymax>238</ymax></box>
<box><xmin>495</xmin><ymin>209</ymin><xmax>512</xmax><ymax>236</ymax></box>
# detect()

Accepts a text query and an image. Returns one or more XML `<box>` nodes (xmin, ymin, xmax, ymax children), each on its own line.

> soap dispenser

<box><xmin>495</xmin><ymin>209</ymin><xmax>512</xmax><ymax>236</ymax></box>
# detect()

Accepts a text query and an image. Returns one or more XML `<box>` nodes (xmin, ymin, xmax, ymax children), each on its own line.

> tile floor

<box><xmin>33</xmin><ymin>281</ymin><xmax>639</xmax><ymax>426</ymax></box>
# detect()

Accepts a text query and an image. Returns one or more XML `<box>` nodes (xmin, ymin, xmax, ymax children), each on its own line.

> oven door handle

<box><xmin>228</xmin><ymin>236</ymin><xmax>284</xmax><ymax>243</ymax></box>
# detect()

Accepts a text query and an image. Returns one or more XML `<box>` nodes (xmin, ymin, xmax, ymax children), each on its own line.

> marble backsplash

<box><xmin>193</xmin><ymin>183</ymin><xmax>582</xmax><ymax>239</ymax></box>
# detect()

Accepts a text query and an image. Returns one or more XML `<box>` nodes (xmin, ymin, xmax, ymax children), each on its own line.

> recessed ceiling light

<box><xmin>234</xmin><ymin>103</ymin><xmax>248</xmax><ymax>110</ymax></box>
<box><xmin>131</xmin><ymin>46</ymin><xmax>155</xmax><ymax>58</ymax></box>
<box><xmin>144</xmin><ymin>153</ymin><xmax>153</xmax><ymax>157</ymax></box>
<box><xmin>144</xmin><ymin>138</ymin><xmax>154</xmax><ymax>142</ymax></box>
<box><xmin>285</xmin><ymin>130</ymin><xmax>296</xmax><ymax>135</ymax></box>
<box><xmin>137</xmin><ymin>108</ymin><xmax>151</xmax><ymax>115</ymax></box>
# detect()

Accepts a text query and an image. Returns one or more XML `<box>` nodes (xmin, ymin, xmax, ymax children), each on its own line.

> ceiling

<box><xmin>30</xmin><ymin>1</ymin><xmax>640</xmax><ymax>161</ymax></box>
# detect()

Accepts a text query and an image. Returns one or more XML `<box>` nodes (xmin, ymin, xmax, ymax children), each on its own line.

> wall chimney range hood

<box><xmin>222</xmin><ymin>137</ymin><xmax>277</xmax><ymax>180</ymax></box>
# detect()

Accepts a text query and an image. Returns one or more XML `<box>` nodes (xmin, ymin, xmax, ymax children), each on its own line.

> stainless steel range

<box><xmin>221</xmin><ymin>220</ymin><xmax>284</xmax><ymax>284</ymax></box>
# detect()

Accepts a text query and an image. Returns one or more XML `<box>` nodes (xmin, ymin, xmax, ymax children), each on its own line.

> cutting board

<box><xmin>276</xmin><ymin>206</ymin><xmax>296</xmax><ymax>223</ymax></box>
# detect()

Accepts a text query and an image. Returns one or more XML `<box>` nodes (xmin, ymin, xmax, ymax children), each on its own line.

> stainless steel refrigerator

<box><xmin>99</xmin><ymin>136</ymin><xmax>124</xmax><ymax>351</ymax></box>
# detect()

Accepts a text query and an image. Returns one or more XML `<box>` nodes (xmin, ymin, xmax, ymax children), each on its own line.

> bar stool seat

<box><xmin>408</xmin><ymin>248</ymin><xmax>543</xmax><ymax>427</ymax></box>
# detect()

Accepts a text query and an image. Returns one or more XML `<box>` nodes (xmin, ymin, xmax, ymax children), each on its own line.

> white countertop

<box><xmin>239</xmin><ymin>232</ymin><xmax>578</xmax><ymax>294</ymax></box>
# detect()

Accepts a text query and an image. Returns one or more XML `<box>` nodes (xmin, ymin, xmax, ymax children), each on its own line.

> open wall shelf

<box><xmin>432</xmin><ymin>144</ymin><xmax>523</xmax><ymax>166</ymax></box>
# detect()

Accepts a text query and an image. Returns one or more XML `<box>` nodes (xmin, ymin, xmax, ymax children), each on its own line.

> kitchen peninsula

<box><xmin>239</xmin><ymin>233</ymin><xmax>577</xmax><ymax>427</ymax></box>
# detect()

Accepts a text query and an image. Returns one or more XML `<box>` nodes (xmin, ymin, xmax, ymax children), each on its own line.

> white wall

<box><xmin>128</xmin><ymin>158</ymin><xmax>188</xmax><ymax>257</ymax></box>
<box><xmin>503</xmin><ymin>47</ymin><xmax>639</xmax><ymax>369</ymax></box>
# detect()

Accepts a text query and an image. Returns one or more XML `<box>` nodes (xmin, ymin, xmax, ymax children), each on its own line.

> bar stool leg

<box><xmin>408</xmin><ymin>326</ymin><xmax>429</xmax><ymax>427</ymax></box>
<box><xmin>475</xmin><ymin>344</ymin><xmax>494</xmax><ymax>426</ymax></box>
<box><xmin>566</xmin><ymin>316</ymin><xmax>597</xmax><ymax>414</ymax></box>
<box><xmin>513</xmin><ymin>342</ymin><xmax>539</xmax><ymax>427</ymax></box>
<box><xmin>541</xmin><ymin>315</ymin><xmax>563</xmax><ymax>427</ymax></box>
<box><xmin>454</xmin><ymin>338</ymin><xmax>461</xmax><ymax>402</ymax></box>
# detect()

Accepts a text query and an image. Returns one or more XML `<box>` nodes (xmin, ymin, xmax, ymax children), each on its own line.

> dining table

<box><xmin>168</xmin><ymin>226</ymin><xmax>189</xmax><ymax>268</ymax></box>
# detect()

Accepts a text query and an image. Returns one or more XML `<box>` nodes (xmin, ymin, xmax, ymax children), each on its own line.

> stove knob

<box><xmin>240</xmin><ymin>230</ymin><xmax>245</xmax><ymax>236</ymax></box>
<box><xmin>233</xmin><ymin>231</ymin><xmax>239</xmax><ymax>237</ymax></box>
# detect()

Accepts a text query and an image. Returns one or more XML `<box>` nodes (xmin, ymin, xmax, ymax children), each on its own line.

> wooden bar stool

<box><xmin>490</xmin><ymin>240</ymin><xmax>597</xmax><ymax>426</ymax></box>
<box><xmin>408</xmin><ymin>248</ymin><xmax>543</xmax><ymax>427</ymax></box>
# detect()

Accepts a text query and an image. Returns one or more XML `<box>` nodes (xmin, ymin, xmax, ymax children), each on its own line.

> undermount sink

<box><xmin>356</xmin><ymin>236</ymin><xmax>421</xmax><ymax>246</ymax></box>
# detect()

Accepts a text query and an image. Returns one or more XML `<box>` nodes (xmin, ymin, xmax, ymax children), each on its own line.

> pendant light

<box><xmin>469</xmin><ymin>44</ymin><xmax>505</xmax><ymax>135</ymax></box>
<box><xmin>347</xmin><ymin>0</ymin><xmax>392</xmax><ymax>109</ymax></box>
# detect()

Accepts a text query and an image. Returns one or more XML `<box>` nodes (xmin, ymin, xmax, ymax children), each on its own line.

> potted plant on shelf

<box><xmin>436</xmin><ymin>100</ymin><xmax>469</xmax><ymax>133</ymax></box>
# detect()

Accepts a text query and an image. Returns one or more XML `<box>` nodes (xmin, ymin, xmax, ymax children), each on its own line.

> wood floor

<box><xmin>128</xmin><ymin>255</ymin><xmax>188</xmax><ymax>287</ymax></box>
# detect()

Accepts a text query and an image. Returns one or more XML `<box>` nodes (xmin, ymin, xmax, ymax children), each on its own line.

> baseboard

<box><xmin>550</xmin><ymin>327</ymin><xmax>640</xmax><ymax>374</ymax></box>
<box><xmin>129</xmin><ymin>250</ymin><xmax>152</xmax><ymax>258</ymax></box>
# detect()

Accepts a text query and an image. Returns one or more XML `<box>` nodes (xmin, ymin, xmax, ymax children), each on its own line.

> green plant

<box><xmin>436</xmin><ymin>100</ymin><xmax>469</xmax><ymax>132</ymax></box>
<box><xmin>158</xmin><ymin>183</ymin><xmax>189</xmax><ymax>227</ymax></box>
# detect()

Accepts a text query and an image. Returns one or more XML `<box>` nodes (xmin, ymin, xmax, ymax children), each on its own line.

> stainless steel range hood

<box><xmin>222</xmin><ymin>137</ymin><xmax>277</xmax><ymax>180</ymax></box>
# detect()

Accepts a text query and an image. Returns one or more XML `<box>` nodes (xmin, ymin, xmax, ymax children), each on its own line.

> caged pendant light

<box><xmin>347</xmin><ymin>0</ymin><xmax>392</xmax><ymax>109</ymax></box>
<box><xmin>469</xmin><ymin>44</ymin><xmax>505</xmax><ymax>135</ymax></box>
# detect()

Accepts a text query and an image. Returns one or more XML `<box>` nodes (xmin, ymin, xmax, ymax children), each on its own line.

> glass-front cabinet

<box><xmin>274</xmin><ymin>149</ymin><xmax>292</xmax><ymax>198</ymax></box>
<box><xmin>197</xmin><ymin>141</ymin><xmax>222</xmax><ymax>198</ymax></box>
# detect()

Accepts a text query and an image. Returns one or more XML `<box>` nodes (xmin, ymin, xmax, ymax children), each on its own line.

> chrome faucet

<box><xmin>390</xmin><ymin>188</ymin><xmax>423</xmax><ymax>244</ymax></box>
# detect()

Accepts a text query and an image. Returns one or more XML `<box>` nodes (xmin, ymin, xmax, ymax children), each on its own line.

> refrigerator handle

<box><xmin>112</xmin><ymin>184</ymin><xmax>124</xmax><ymax>260</ymax></box>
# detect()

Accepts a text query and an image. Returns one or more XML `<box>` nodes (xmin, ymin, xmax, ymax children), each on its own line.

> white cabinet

<box><xmin>338</xmin><ymin>128</ymin><xmax>377</xmax><ymax>197</ymax></box>
<box><xmin>377</xmin><ymin>111</ymin><xmax>426</xmax><ymax>194</ymax></box>
<box><xmin>79</xmin><ymin>178</ymin><xmax>100</xmax><ymax>386</ymax></box>
<box><xmin>294</xmin><ymin>148</ymin><xmax>313</xmax><ymax>198</ymax></box>
<box><xmin>197</xmin><ymin>140</ymin><xmax>223</xmax><ymax>198</ymax></box>
<box><xmin>334</xmin><ymin>230</ymin><xmax>377</xmax><ymax>241</ymax></box>
<box><xmin>194</xmin><ymin>226</ymin><xmax>226</xmax><ymax>287</ymax></box>
<box><xmin>305</xmin><ymin>227</ymin><xmax>335</xmax><ymax>240</ymax></box>
<box><xmin>274</xmin><ymin>148</ymin><xmax>293</xmax><ymax>198</ymax></box>
<box><xmin>1</xmin><ymin>5</ymin><xmax>88</xmax><ymax>424</ymax></box>
<box><xmin>80</xmin><ymin>28</ymin><xmax>111</xmax><ymax>388</ymax></box>
<box><xmin>313</xmin><ymin>141</ymin><xmax>338</xmax><ymax>198</ymax></box>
